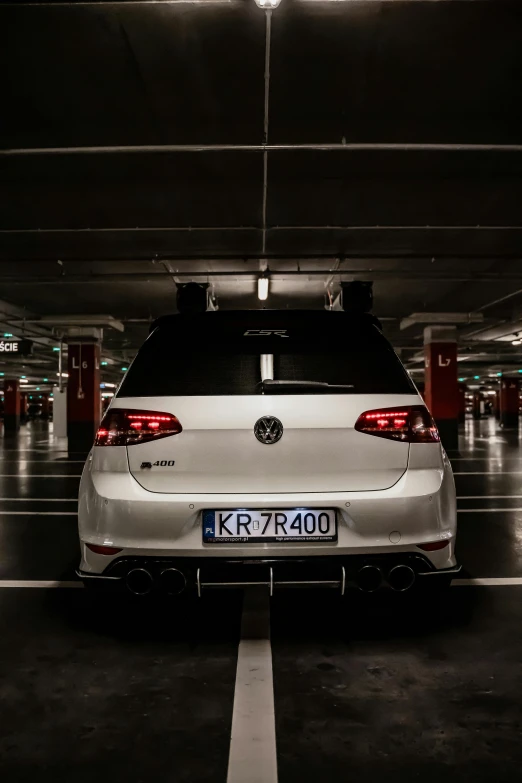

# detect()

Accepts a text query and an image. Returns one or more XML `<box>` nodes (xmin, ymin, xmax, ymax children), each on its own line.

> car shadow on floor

<box><xmin>44</xmin><ymin>587</ymin><xmax>244</xmax><ymax>647</ymax></box>
<box><xmin>270</xmin><ymin>586</ymin><xmax>478</xmax><ymax>644</ymax></box>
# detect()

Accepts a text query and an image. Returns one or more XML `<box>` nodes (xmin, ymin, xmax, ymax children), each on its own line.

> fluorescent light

<box><xmin>254</xmin><ymin>0</ymin><xmax>281</xmax><ymax>6</ymax></box>
<box><xmin>20</xmin><ymin>379</ymin><xmax>28</xmax><ymax>384</ymax></box>
<box><xmin>512</xmin><ymin>340</ymin><xmax>521</xmax><ymax>346</ymax></box>
<box><xmin>258</xmin><ymin>275</ymin><xmax>269</xmax><ymax>301</ymax></box>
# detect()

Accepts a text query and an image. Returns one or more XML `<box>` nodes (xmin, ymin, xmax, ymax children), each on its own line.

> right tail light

<box><xmin>354</xmin><ymin>405</ymin><xmax>440</xmax><ymax>443</ymax></box>
<box><xmin>95</xmin><ymin>408</ymin><xmax>182</xmax><ymax>447</ymax></box>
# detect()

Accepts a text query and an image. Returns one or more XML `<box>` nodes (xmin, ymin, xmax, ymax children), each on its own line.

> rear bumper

<box><xmin>79</xmin><ymin>463</ymin><xmax>457</xmax><ymax>571</ymax></box>
<box><xmin>77</xmin><ymin>554</ymin><xmax>461</xmax><ymax>594</ymax></box>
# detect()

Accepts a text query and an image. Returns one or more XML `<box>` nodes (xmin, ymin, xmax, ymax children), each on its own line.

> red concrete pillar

<box><xmin>424</xmin><ymin>326</ymin><xmax>459</xmax><ymax>451</ymax></box>
<box><xmin>67</xmin><ymin>336</ymin><xmax>101</xmax><ymax>452</ymax></box>
<box><xmin>4</xmin><ymin>379</ymin><xmax>20</xmax><ymax>433</ymax></box>
<box><xmin>499</xmin><ymin>377</ymin><xmax>520</xmax><ymax>429</ymax></box>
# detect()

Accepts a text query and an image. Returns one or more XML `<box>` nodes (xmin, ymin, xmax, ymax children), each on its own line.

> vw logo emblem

<box><xmin>254</xmin><ymin>416</ymin><xmax>283</xmax><ymax>445</ymax></box>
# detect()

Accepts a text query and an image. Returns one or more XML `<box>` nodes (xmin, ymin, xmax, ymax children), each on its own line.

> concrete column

<box><xmin>458</xmin><ymin>383</ymin><xmax>467</xmax><ymax>423</ymax></box>
<box><xmin>4</xmin><ymin>379</ymin><xmax>20</xmax><ymax>433</ymax></box>
<box><xmin>40</xmin><ymin>394</ymin><xmax>50</xmax><ymax>421</ymax></box>
<box><xmin>53</xmin><ymin>388</ymin><xmax>67</xmax><ymax>438</ymax></box>
<box><xmin>494</xmin><ymin>390</ymin><xmax>500</xmax><ymax>420</ymax></box>
<box><xmin>472</xmin><ymin>391</ymin><xmax>482</xmax><ymax>420</ymax></box>
<box><xmin>67</xmin><ymin>330</ymin><xmax>101</xmax><ymax>452</ymax></box>
<box><xmin>499</xmin><ymin>377</ymin><xmax>520</xmax><ymax>429</ymax></box>
<box><xmin>424</xmin><ymin>326</ymin><xmax>459</xmax><ymax>451</ymax></box>
<box><xmin>20</xmin><ymin>391</ymin><xmax>28</xmax><ymax>425</ymax></box>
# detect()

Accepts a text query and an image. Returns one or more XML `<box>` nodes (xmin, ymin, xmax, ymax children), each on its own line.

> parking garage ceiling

<box><xmin>1</xmin><ymin>0</ymin><xmax>522</xmax><ymax>379</ymax></box>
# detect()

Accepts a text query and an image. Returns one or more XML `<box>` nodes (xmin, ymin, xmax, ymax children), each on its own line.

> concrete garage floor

<box><xmin>1</xmin><ymin>419</ymin><xmax>522</xmax><ymax>782</ymax></box>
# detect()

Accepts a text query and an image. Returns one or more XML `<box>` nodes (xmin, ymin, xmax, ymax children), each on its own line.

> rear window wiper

<box><xmin>260</xmin><ymin>380</ymin><xmax>355</xmax><ymax>393</ymax></box>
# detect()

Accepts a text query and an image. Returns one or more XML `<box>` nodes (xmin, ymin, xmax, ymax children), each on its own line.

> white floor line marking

<box><xmin>227</xmin><ymin>587</ymin><xmax>278</xmax><ymax>783</ymax></box>
<box><xmin>0</xmin><ymin>511</ymin><xmax>77</xmax><ymax>516</ymax></box>
<box><xmin>0</xmin><ymin>580</ymin><xmax>83</xmax><ymax>588</ymax></box>
<box><xmin>452</xmin><ymin>578</ymin><xmax>522</xmax><ymax>586</ymax></box>
<box><xmin>452</xmin><ymin>457</ymin><xmax>522</xmax><ymax>461</ymax></box>
<box><xmin>0</xmin><ymin>579</ymin><xmax>519</xmax><ymax>590</ymax></box>
<box><xmin>0</xmin><ymin>498</ymin><xmax>77</xmax><ymax>502</ymax></box>
<box><xmin>0</xmin><ymin>474</ymin><xmax>81</xmax><ymax>478</ymax></box>
<box><xmin>458</xmin><ymin>495</ymin><xmax>522</xmax><ymax>499</ymax></box>
<box><xmin>454</xmin><ymin>471</ymin><xmax>522</xmax><ymax>475</ymax></box>
<box><xmin>458</xmin><ymin>508</ymin><xmax>522</xmax><ymax>513</ymax></box>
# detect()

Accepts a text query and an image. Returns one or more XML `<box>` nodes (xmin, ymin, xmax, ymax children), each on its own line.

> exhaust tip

<box><xmin>356</xmin><ymin>565</ymin><xmax>383</xmax><ymax>592</ymax></box>
<box><xmin>126</xmin><ymin>568</ymin><xmax>154</xmax><ymax>596</ymax></box>
<box><xmin>388</xmin><ymin>564</ymin><xmax>416</xmax><ymax>592</ymax></box>
<box><xmin>158</xmin><ymin>568</ymin><xmax>187</xmax><ymax>596</ymax></box>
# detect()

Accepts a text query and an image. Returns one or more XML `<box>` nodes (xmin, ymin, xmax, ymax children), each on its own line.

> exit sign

<box><xmin>0</xmin><ymin>339</ymin><xmax>33</xmax><ymax>355</ymax></box>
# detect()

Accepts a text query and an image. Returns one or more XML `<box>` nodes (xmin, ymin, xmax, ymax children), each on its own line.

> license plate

<box><xmin>202</xmin><ymin>509</ymin><xmax>337</xmax><ymax>544</ymax></box>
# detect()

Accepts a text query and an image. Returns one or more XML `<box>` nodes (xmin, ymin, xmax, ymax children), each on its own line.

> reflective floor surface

<box><xmin>0</xmin><ymin>419</ymin><xmax>521</xmax><ymax>782</ymax></box>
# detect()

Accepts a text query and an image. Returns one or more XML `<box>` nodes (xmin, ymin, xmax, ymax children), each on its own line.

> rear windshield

<box><xmin>118</xmin><ymin>314</ymin><xmax>415</xmax><ymax>397</ymax></box>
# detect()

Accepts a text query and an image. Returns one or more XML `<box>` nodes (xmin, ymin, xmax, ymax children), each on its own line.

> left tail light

<box><xmin>95</xmin><ymin>408</ymin><xmax>183</xmax><ymax>446</ymax></box>
<box><xmin>354</xmin><ymin>405</ymin><xmax>440</xmax><ymax>443</ymax></box>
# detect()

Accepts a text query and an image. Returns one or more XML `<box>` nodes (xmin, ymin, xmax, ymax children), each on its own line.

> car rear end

<box><xmin>77</xmin><ymin>310</ymin><xmax>458</xmax><ymax>596</ymax></box>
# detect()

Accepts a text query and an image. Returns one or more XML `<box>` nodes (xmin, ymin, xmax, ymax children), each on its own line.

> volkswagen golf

<box><xmin>77</xmin><ymin>309</ymin><xmax>458</xmax><ymax>597</ymax></box>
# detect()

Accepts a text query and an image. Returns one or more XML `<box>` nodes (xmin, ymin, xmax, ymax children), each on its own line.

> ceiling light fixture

<box><xmin>258</xmin><ymin>271</ymin><xmax>269</xmax><ymax>301</ymax></box>
<box><xmin>254</xmin><ymin>0</ymin><xmax>282</xmax><ymax>7</ymax></box>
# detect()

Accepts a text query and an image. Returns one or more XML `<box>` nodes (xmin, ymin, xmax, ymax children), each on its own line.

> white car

<box><xmin>77</xmin><ymin>310</ymin><xmax>458</xmax><ymax>596</ymax></box>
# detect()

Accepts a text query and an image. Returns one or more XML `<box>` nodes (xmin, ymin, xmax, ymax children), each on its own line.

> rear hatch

<box><xmin>117</xmin><ymin>311</ymin><xmax>420</xmax><ymax>494</ymax></box>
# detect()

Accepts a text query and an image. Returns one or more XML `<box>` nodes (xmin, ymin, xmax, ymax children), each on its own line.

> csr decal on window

<box><xmin>243</xmin><ymin>329</ymin><xmax>289</xmax><ymax>337</ymax></box>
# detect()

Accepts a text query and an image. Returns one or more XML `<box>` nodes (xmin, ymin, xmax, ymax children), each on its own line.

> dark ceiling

<box><xmin>1</xmin><ymin>0</ymin><xmax>522</xmax><ymax>387</ymax></box>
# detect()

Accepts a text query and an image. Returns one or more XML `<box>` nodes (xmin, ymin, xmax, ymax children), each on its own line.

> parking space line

<box><xmin>452</xmin><ymin>578</ymin><xmax>522</xmax><ymax>586</ymax></box>
<box><xmin>0</xmin><ymin>580</ymin><xmax>83</xmax><ymax>588</ymax></box>
<box><xmin>457</xmin><ymin>508</ymin><xmax>522</xmax><ymax>513</ymax></box>
<box><xmin>0</xmin><ymin>579</ymin><xmax>520</xmax><ymax>590</ymax></box>
<box><xmin>454</xmin><ymin>471</ymin><xmax>522</xmax><ymax>476</ymax></box>
<box><xmin>0</xmin><ymin>474</ymin><xmax>81</xmax><ymax>478</ymax></box>
<box><xmin>227</xmin><ymin>587</ymin><xmax>278</xmax><ymax>783</ymax></box>
<box><xmin>457</xmin><ymin>495</ymin><xmax>522</xmax><ymax>499</ymax></box>
<box><xmin>0</xmin><ymin>511</ymin><xmax>77</xmax><ymax>516</ymax></box>
<box><xmin>0</xmin><ymin>498</ymin><xmax>77</xmax><ymax>502</ymax></box>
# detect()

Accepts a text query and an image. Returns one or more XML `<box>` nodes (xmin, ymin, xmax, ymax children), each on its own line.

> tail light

<box><xmin>95</xmin><ymin>408</ymin><xmax>182</xmax><ymax>447</ymax></box>
<box><xmin>354</xmin><ymin>405</ymin><xmax>440</xmax><ymax>443</ymax></box>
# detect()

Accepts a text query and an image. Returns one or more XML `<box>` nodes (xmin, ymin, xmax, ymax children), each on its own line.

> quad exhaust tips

<box><xmin>125</xmin><ymin>567</ymin><xmax>187</xmax><ymax>596</ymax></box>
<box><xmin>158</xmin><ymin>568</ymin><xmax>187</xmax><ymax>596</ymax></box>
<box><xmin>356</xmin><ymin>565</ymin><xmax>383</xmax><ymax>592</ymax></box>
<box><xmin>355</xmin><ymin>564</ymin><xmax>417</xmax><ymax>592</ymax></box>
<box><xmin>387</xmin><ymin>564</ymin><xmax>416</xmax><ymax>592</ymax></box>
<box><xmin>126</xmin><ymin>568</ymin><xmax>155</xmax><ymax>596</ymax></box>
